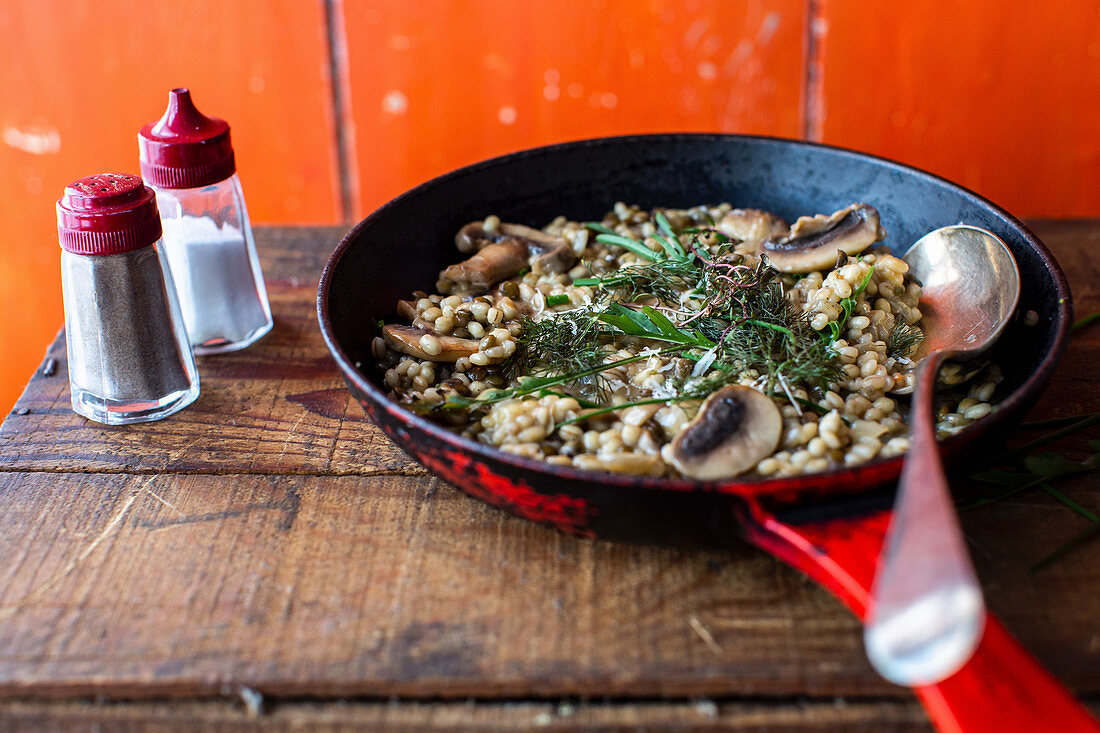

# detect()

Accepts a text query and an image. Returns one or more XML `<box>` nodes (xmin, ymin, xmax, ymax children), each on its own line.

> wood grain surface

<box><xmin>1</xmin><ymin>225</ymin><xmax>1098</xmax><ymax>730</ymax></box>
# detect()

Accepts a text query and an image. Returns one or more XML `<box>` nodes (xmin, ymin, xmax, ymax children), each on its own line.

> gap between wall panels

<box><xmin>801</xmin><ymin>0</ymin><xmax>826</xmax><ymax>142</ymax></box>
<box><xmin>323</xmin><ymin>0</ymin><xmax>359</xmax><ymax>224</ymax></box>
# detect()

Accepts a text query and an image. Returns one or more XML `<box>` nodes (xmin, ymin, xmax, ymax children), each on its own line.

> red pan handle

<box><xmin>741</xmin><ymin>505</ymin><xmax>1099</xmax><ymax>733</ymax></box>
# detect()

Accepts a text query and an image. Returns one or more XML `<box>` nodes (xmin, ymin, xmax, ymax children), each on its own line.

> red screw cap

<box><xmin>138</xmin><ymin>88</ymin><xmax>235</xmax><ymax>188</ymax></box>
<box><xmin>57</xmin><ymin>174</ymin><xmax>163</xmax><ymax>255</ymax></box>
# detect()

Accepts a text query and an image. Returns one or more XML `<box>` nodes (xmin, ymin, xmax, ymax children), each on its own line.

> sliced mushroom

<box><xmin>383</xmin><ymin>324</ymin><xmax>493</xmax><ymax>362</ymax></box>
<box><xmin>665</xmin><ymin>386</ymin><xmax>782</xmax><ymax>480</ymax></box>
<box><xmin>396</xmin><ymin>299</ymin><xmax>418</xmax><ymax>321</ymax></box>
<box><xmin>717</xmin><ymin>208</ymin><xmax>789</xmax><ymax>243</ymax></box>
<box><xmin>451</xmin><ymin>220</ymin><xmax>577</xmax><ymax>286</ymax></box>
<box><xmin>532</xmin><ymin>240</ymin><xmax>578</xmax><ymax>274</ymax></box>
<box><xmin>442</xmin><ymin>238</ymin><xmax>528</xmax><ymax>290</ymax></box>
<box><xmin>760</xmin><ymin>203</ymin><xmax>885</xmax><ymax>273</ymax></box>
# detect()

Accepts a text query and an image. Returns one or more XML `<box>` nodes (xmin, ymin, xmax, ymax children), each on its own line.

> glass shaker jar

<box><xmin>58</xmin><ymin>173</ymin><xmax>200</xmax><ymax>424</ymax></box>
<box><xmin>138</xmin><ymin>88</ymin><xmax>273</xmax><ymax>354</ymax></box>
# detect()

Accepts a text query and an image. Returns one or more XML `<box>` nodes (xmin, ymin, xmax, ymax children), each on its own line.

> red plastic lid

<box><xmin>56</xmin><ymin>174</ymin><xmax>163</xmax><ymax>255</ymax></box>
<box><xmin>138</xmin><ymin>88</ymin><xmax>235</xmax><ymax>188</ymax></box>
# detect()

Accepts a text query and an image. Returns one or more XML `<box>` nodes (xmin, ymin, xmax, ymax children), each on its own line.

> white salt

<box><xmin>160</xmin><ymin>215</ymin><xmax>272</xmax><ymax>353</ymax></box>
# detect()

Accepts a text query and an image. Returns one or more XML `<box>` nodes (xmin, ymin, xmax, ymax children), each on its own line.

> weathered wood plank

<box><xmin>0</xmin><ymin>284</ymin><xmax>418</xmax><ymax>477</ymax></box>
<box><xmin>0</xmin><ymin>698</ymin><xmax>946</xmax><ymax>732</ymax></box>
<box><xmin>0</xmin><ymin>469</ymin><xmax>1096</xmax><ymax>701</ymax></box>
<box><xmin>0</xmin><ymin>471</ymin><xmax>871</xmax><ymax>699</ymax></box>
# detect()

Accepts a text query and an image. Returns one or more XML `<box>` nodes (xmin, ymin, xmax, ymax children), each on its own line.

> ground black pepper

<box><xmin>63</xmin><ymin>246</ymin><xmax>191</xmax><ymax>401</ymax></box>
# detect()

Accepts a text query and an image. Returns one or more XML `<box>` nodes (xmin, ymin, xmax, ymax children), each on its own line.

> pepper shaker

<box><xmin>58</xmin><ymin>173</ymin><xmax>200</xmax><ymax>424</ymax></box>
<box><xmin>138</xmin><ymin>88</ymin><xmax>273</xmax><ymax>354</ymax></box>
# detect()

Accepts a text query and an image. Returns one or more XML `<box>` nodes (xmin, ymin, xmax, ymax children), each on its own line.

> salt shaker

<box><xmin>138</xmin><ymin>88</ymin><xmax>273</xmax><ymax>354</ymax></box>
<box><xmin>58</xmin><ymin>173</ymin><xmax>200</xmax><ymax>424</ymax></box>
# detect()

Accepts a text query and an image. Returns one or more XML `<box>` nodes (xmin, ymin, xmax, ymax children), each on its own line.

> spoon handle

<box><xmin>865</xmin><ymin>350</ymin><xmax>987</xmax><ymax>686</ymax></box>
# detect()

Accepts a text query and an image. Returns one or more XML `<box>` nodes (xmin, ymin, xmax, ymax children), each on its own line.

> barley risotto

<box><xmin>370</xmin><ymin>202</ymin><xmax>1000</xmax><ymax>480</ymax></box>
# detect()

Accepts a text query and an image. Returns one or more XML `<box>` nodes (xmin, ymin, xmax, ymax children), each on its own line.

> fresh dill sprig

<box><xmin>714</xmin><ymin>292</ymin><xmax>842</xmax><ymax>395</ymax></box>
<box><xmin>686</xmin><ymin>256</ymin><xmax>842</xmax><ymax>397</ymax></box>
<box><xmin>573</xmin><ymin>258</ymin><xmax>700</xmax><ymax>305</ymax></box>
<box><xmin>506</xmin><ymin>308</ymin><xmax>614</xmax><ymax>401</ymax></box>
<box><xmin>886</xmin><ymin>321</ymin><xmax>924</xmax><ymax>359</ymax></box>
<box><xmin>440</xmin><ymin>345</ymin><xmax>690</xmax><ymax>413</ymax></box>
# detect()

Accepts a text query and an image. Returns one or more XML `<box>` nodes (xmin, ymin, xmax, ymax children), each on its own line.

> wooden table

<box><xmin>1</xmin><ymin>224</ymin><xmax>1098</xmax><ymax>731</ymax></box>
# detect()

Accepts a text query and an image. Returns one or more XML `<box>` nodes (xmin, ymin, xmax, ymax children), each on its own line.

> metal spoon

<box><xmin>864</xmin><ymin>225</ymin><xmax>1020</xmax><ymax>686</ymax></box>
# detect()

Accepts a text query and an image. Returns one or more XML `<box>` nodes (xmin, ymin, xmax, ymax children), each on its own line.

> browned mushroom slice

<box><xmin>455</xmin><ymin>221</ymin><xmax>492</xmax><ymax>253</ymax></box>
<box><xmin>717</xmin><ymin>208</ymin><xmax>788</xmax><ymax>243</ymax></box>
<box><xmin>665</xmin><ymin>386</ymin><xmax>782</xmax><ymax>479</ymax></box>
<box><xmin>760</xmin><ymin>203</ymin><xmax>885</xmax><ymax>273</ymax></box>
<box><xmin>442</xmin><ymin>238</ymin><xmax>528</xmax><ymax>290</ymax></box>
<box><xmin>383</xmin><ymin>324</ymin><xmax>488</xmax><ymax>362</ymax></box>
<box><xmin>453</xmin><ymin>220</ymin><xmax>577</xmax><ymax>282</ymax></box>
<box><xmin>532</xmin><ymin>244</ymin><xmax>576</xmax><ymax>275</ymax></box>
<box><xmin>396</xmin><ymin>299</ymin><xmax>418</xmax><ymax>321</ymax></box>
<box><xmin>498</xmin><ymin>223</ymin><xmax>577</xmax><ymax>274</ymax></box>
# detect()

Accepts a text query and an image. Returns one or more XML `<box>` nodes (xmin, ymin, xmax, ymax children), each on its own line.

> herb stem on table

<box><xmin>1071</xmin><ymin>311</ymin><xmax>1100</xmax><ymax>333</ymax></box>
<box><xmin>998</xmin><ymin>414</ymin><xmax>1100</xmax><ymax>461</ymax></box>
<box><xmin>960</xmin><ymin>311</ymin><xmax>1100</xmax><ymax>572</ymax></box>
<box><xmin>1030</xmin><ymin>522</ymin><xmax>1100</xmax><ymax>573</ymax></box>
<box><xmin>1019</xmin><ymin>412</ymin><xmax>1100</xmax><ymax>430</ymax></box>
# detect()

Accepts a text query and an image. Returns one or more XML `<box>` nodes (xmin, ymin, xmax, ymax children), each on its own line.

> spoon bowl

<box><xmin>865</xmin><ymin>225</ymin><xmax>1021</xmax><ymax>687</ymax></box>
<box><xmin>906</xmin><ymin>225</ymin><xmax>1022</xmax><ymax>357</ymax></box>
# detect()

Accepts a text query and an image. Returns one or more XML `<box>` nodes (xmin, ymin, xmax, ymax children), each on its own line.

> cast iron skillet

<box><xmin>318</xmin><ymin>134</ymin><xmax>1095</xmax><ymax>731</ymax></box>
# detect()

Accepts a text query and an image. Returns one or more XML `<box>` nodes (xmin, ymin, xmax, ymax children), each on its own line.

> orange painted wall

<box><xmin>811</xmin><ymin>1</ymin><xmax>1100</xmax><ymax>219</ymax></box>
<box><xmin>339</xmin><ymin>0</ymin><xmax>807</xmax><ymax>217</ymax></box>
<box><xmin>2</xmin><ymin>0</ymin><xmax>1099</xmax><ymax>413</ymax></box>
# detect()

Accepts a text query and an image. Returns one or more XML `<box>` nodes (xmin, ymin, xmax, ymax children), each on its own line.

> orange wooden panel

<box><xmin>0</xmin><ymin>0</ymin><xmax>339</xmax><ymax>413</ymax></box>
<box><xmin>339</xmin><ymin>0</ymin><xmax>808</xmax><ymax>217</ymax></box>
<box><xmin>812</xmin><ymin>0</ymin><xmax>1100</xmax><ymax>218</ymax></box>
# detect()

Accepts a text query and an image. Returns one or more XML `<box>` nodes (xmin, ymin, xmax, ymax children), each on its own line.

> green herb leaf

<box><xmin>571</xmin><ymin>257</ymin><xmax>700</xmax><ymax>305</ymax></box>
<box><xmin>594</xmin><ymin>232</ymin><xmax>662</xmax><ymax>262</ymax></box>
<box><xmin>545</xmin><ymin>294</ymin><xmax>570</xmax><ymax>306</ymax></box>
